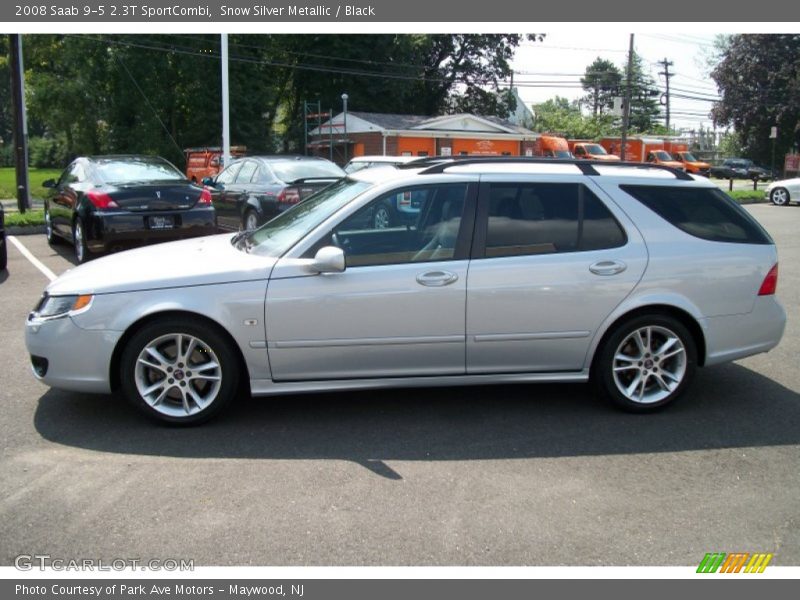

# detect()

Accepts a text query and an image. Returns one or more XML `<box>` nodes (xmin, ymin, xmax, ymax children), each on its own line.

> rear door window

<box><xmin>480</xmin><ymin>183</ymin><xmax>626</xmax><ymax>258</ymax></box>
<box><xmin>620</xmin><ymin>185</ymin><xmax>772</xmax><ymax>244</ymax></box>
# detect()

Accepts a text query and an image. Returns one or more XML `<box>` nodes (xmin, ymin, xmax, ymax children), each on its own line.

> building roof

<box><xmin>311</xmin><ymin>111</ymin><xmax>536</xmax><ymax>138</ymax></box>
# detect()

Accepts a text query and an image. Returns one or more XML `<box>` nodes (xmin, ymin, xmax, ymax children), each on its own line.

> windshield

<box><xmin>240</xmin><ymin>179</ymin><xmax>372</xmax><ymax>257</ymax></box>
<box><xmin>679</xmin><ymin>152</ymin><xmax>697</xmax><ymax>161</ymax></box>
<box><xmin>554</xmin><ymin>150</ymin><xmax>573</xmax><ymax>159</ymax></box>
<box><xmin>270</xmin><ymin>160</ymin><xmax>346</xmax><ymax>183</ymax></box>
<box><xmin>584</xmin><ymin>144</ymin><xmax>607</xmax><ymax>155</ymax></box>
<box><xmin>653</xmin><ymin>151</ymin><xmax>673</xmax><ymax>161</ymax></box>
<box><xmin>93</xmin><ymin>157</ymin><xmax>185</xmax><ymax>184</ymax></box>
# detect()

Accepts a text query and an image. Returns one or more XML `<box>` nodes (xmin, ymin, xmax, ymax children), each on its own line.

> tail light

<box><xmin>199</xmin><ymin>187</ymin><xmax>213</xmax><ymax>205</ymax></box>
<box><xmin>758</xmin><ymin>264</ymin><xmax>778</xmax><ymax>296</ymax></box>
<box><xmin>86</xmin><ymin>190</ymin><xmax>118</xmax><ymax>209</ymax></box>
<box><xmin>278</xmin><ymin>187</ymin><xmax>300</xmax><ymax>205</ymax></box>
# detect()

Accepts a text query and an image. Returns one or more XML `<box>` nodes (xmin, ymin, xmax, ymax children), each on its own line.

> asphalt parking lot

<box><xmin>1</xmin><ymin>204</ymin><xmax>799</xmax><ymax>567</ymax></box>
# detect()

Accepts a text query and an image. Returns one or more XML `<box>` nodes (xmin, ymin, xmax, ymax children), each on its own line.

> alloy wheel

<box><xmin>611</xmin><ymin>325</ymin><xmax>687</xmax><ymax>405</ymax></box>
<box><xmin>134</xmin><ymin>333</ymin><xmax>223</xmax><ymax>418</ymax></box>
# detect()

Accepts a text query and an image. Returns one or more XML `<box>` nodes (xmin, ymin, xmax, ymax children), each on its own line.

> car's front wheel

<box><xmin>770</xmin><ymin>187</ymin><xmax>791</xmax><ymax>206</ymax></box>
<box><xmin>120</xmin><ymin>318</ymin><xmax>241</xmax><ymax>425</ymax></box>
<box><xmin>593</xmin><ymin>314</ymin><xmax>697</xmax><ymax>412</ymax></box>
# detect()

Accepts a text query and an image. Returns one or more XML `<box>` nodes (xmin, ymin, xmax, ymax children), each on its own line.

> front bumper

<box><xmin>85</xmin><ymin>207</ymin><xmax>217</xmax><ymax>253</ymax></box>
<box><xmin>25</xmin><ymin>314</ymin><xmax>121</xmax><ymax>393</ymax></box>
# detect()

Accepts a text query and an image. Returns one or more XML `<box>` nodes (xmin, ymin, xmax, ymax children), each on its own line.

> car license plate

<box><xmin>148</xmin><ymin>216</ymin><xmax>175</xmax><ymax>230</ymax></box>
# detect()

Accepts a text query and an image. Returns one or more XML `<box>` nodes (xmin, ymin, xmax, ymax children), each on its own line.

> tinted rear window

<box><xmin>620</xmin><ymin>185</ymin><xmax>772</xmax><ymax>244</ymax></box>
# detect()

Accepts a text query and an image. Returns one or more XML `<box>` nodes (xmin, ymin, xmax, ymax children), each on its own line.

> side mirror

<box><xmin>310</xmin><ymin>246</ymin><xmax>345</xmax><ymax>274</ymax></box>
<box><xmin>42</xmin><ymin>179</ymin><xmax>57</xmax><ymax>188</ymax></box>
<box><xmin>201</xmin><ymin>177</ymin><xmax>216</xmax><ymax>187</ymax></box>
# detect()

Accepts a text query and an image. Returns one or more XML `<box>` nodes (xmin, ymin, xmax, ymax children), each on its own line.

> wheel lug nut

<box><xmin>168</xmin><ymin>378</ymin><xmax>174</xmax><ymax>384</ymax></box>
<box><xmin>180</xmin><ymin>381</ymin><xmax>186</xmax><ymax>387</ymax></box>
<box><xmin>178</xmin><ymin>363</ymin><xmax>184</xmax><ymax>368</ymax></box>
<box><xmin>167</xmin><ymin>367</ymin><xmax>173</xmax><ymax>372</ymax></box>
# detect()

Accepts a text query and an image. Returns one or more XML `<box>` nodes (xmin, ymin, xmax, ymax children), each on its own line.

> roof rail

<box><xmin>400</xmin><ymin>156</ymin><xmax>694</xmax><ymax>181</ymax></box>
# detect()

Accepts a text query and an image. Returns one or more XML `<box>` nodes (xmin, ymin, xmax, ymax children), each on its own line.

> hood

<box><xmin>688</xmin><ymin>161</ymin><xmax>711</xmax><ymax>169</ymax></box>
<box><xmin>46</xmin><ymin>234</ymin><xmax>276</xmax><ymax>295</ymax></box>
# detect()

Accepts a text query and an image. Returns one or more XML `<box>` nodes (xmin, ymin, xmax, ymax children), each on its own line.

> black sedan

<box><xmin>204</xmin><ymin>155</ymin><xmax>345</xmax><ymax>231</ymax></box>
<box><xmin>43</xmin><ymin>155</ymin><xmax>217</xmax><ymax>263</ymax></box>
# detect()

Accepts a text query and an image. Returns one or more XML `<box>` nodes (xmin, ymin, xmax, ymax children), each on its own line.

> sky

<box><xmin>510</xmin><ymin>31</ymin><xmax>722</xmax><ymax>132</ymax></box>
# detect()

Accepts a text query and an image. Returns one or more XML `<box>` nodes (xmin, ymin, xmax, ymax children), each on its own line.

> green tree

<box><xmin>711</xmin><ymin>34</ymin><xmax>800</xmax><ymax>165</ymax></box>
<box><xmin>533</xmin><ymin>96</ymin><xmax>617</xmax><ymax>138</ymax></box>
<box><xmin>581</xmin><ymin>57</ymin><xmax>622</xmax><ymax>116</ymax></box>
<box><xmin>627</xmin><ymin>52</ymin><xmax>661</xmax><ymax>133</ymax></box>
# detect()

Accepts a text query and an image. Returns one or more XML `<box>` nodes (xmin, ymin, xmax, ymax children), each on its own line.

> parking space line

<box><xmin>7</xmin><ymin>236</ymin><xmax>57</xmax><ymax>282</ymax></box>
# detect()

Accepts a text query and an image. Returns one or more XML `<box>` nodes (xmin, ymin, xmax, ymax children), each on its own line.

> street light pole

<box><xmin>9</xmin><ymin>34</ymin><xmax>30</xmax><ymax>213</ymax></box>
<box><xmin>341</xmin><ymin>93</ymin><xmax>349</xmax><ymax>163</ymax></box>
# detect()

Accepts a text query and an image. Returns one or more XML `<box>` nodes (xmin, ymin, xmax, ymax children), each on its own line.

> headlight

<box><xmin>32</xmin><ymin>294</ymin><xmax>94</xmax><ymax>320</ymax></box>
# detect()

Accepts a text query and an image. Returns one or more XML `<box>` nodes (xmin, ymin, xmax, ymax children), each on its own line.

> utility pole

<box><xmin>620</xmin><ymin>34</ymin><xmax>635</xmax><ymax>162</ymax></box>
<box><xmin>9</xmin><ymin>34</ymin><xmax>30</xmax><ymax>213</ymax></box>
<box><xmin>658</xmin><ymin>57</ymin><xmax>674</xmax><ymax>134</ymax></box>
<box><xmin>221</xmin><ymin>33</ymin><xmax>231</xmax><ymax>168</ymax></box>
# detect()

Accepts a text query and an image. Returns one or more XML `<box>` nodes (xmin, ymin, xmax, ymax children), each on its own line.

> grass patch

<box><xmin>0</xmin><ymin>167</ymin><xmax>62</xmax><ymax>200</ymax></box>
<box><xmin>728</xmin><ymin>190</ymin><xmax>766</xmax><ymax>203</ymax></box>
<box><xmin>4</xmin><ymin>209</ymin><xmax>45</xmax><ymax>227</ymax></box>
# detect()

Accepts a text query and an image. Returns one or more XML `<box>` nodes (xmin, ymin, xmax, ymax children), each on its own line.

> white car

<box><xmin>26</xmin><ymin>159</ymin><xmax>786</xmax><ymax>425</ymax></box>
<box><xmin>343</xmin><ymin>155</ymin><xmax>420</xmax><ymax>174</ymax></box>
<box><xmin>765</xmin><ymin>177</ymin><xmax>800</xmax><ymax>206</ymax></box>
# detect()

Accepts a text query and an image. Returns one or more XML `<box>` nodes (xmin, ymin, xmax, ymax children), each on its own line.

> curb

<box><xmin>7</xmin><ymin>226</ymin><xmax>46</xmax><ymax>235</ymax></box>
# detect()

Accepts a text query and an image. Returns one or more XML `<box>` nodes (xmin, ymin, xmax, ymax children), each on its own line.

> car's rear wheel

<box><xmin>120</xmin><ymin>318</ymin><xmax>240</xmax><ymax>425</ymax></box>
<box><xmin>594</xmin><ymin>314</ymin><xmax>697</xmax><ymax>412</ymax></box>
<box><xmin>372</xmin><ymin>202</ymin><xmax>394</xmax><ymax>229</ymax></box>
<box><xmin>770</xmin><ymin>187</ymin><xmax>790</xmax><ymax>206</ymax></box>
<box><xmin>73</xmin><ymin>218</ymin><xmax>88</xmax><ymax>263</ymax></box>
<box><xmin>243</xmin><ymin>208</ymin><xmax>259</xmax><ymax>231</ymax></box>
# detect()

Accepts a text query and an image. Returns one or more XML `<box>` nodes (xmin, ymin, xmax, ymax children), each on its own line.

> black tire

<box><xmin>593</xmin><ymin>313</ymin><xmax>697</xmax><ymax>413</ymax></box>
<box><xmin>243</xmin><ymin>208</ymin><xmax>259</xmax><ymax>230</ymax></box>
<box><xmin>372</xmin><ymin>202</ymin><xmax>395</xmax><ymax>229</ymax></box>
<box><xmin>73</xmin><ymin>217</ymin><xmax>89</xmax><ymax>263</ymax></box>
<box><xmin>44</xmin><ymin>206</ymin><xmax>62</xmax><ymax>245</ymax></box>
<box><xmin>0</xmin><ymin>233</ymin><xmax>7</xmax><ymax>271</ymax></box>
<box><xmin>770</xmin><ymin>187</ymin><xmax>791</xmax><ymax>206</ymax></box>
<box><xmin>119</xmin><ymin>317</ymin><xmax>241</xmax><ymax>425</ymax></box>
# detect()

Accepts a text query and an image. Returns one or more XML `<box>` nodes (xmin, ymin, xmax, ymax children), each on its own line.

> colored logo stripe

<box><xmin>697</xmin><ymin>552</ymin><xmax>773</xmax><ymax>573</ymax></box>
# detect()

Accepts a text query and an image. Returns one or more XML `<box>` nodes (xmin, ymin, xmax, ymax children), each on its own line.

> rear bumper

<box><xmin>702</xmin><ymin>297</ymin><xmax>786</xmax><ymax>366</ymax></box>
<box><xmin>85</xmin><ymin>207</ymin><xmax>217</xmax><ymax>253</ymax></box>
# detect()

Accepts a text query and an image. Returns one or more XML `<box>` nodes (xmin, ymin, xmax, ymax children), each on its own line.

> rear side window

<box><xmin>620</xmin><ymin>185</ymin><xmax>772</xmax><ymax>244</ymax></box>
<box><xmin>483</xmin><ymin>183</ymin><xmax>626</xmax><ymax>258</ymax></box>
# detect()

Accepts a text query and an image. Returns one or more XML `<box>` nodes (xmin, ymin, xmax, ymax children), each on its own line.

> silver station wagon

<box><xmin>26</xmin><ymin>158</ymin><xmax>786</xmax><ymax>424</ymax></box>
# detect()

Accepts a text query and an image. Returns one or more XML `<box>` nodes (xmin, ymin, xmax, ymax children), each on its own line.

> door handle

<box><xmin>416</xmin><ymin>271</ymin><xmax>459</xmax><ymax>287</ymax></box>
<box><xmin>589</xmin><ymin>260</ymin><xmax>627</xmax><ymax>276</ymax></box>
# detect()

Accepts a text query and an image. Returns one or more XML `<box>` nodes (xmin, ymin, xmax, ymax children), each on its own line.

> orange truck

<box><xmin>184</xmin><ymin>146</ymin><xmax>247</xmax><ymax>182</ymax></box>
<box><xmin>568</xmin><ymin>140</ymin><xmax>620</xmax><ymax>161</ymax></box>
<box><xmin>599</xmin><ymin>137</ymin><xmax>685</xmax><ymax>170</ymax></box>
<box><xmin>663</xmin><ymin>142</ymin><xmax>711</xmax><ymax>176</ymax></box>
<box><xmin>532</xmin><ymin>134</ymin><xmax>574</xmax><ymax>159</ymax></box>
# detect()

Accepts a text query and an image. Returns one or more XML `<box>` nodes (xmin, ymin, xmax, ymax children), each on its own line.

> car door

<box><xmin>466</xmin><ymin>177</ymin><xmax>648</xmax><ymax>374</ymax></box>
<box><xmin>209</xmin><ymin>161</ymin><xmax>242</xmax><ymax>230</ymax></box>
<box><xmin>265</xmin><ymin>182</ymin><xmax>477</xmax><ymax>382</ymax></box>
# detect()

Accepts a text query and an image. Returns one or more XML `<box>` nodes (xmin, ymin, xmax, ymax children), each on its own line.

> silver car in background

<box><xmin>26</xmin><ymin>159</ymin><xmax>786</xmax><ymax>424</ymax></box>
